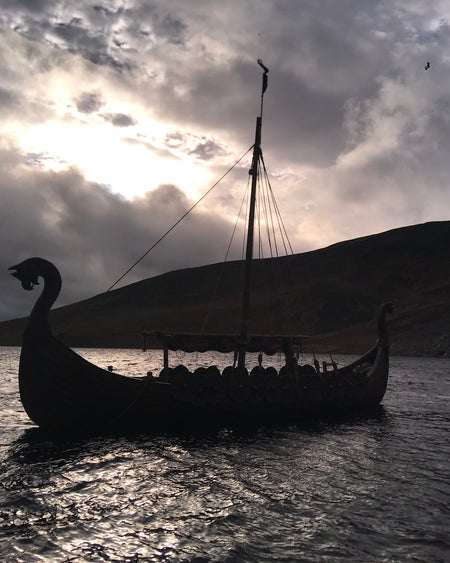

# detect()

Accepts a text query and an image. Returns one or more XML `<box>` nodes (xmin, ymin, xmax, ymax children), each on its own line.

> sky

<box><xmin>1</xmin><ymin>0</ymin><xmax>449</xmax><ymax>321</ymax></box>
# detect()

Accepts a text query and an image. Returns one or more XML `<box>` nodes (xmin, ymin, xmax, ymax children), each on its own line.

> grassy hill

<box><xmin>1</xmin><ymin>221</ymin><xmax>449</xmax><ymax>356</ymax></box>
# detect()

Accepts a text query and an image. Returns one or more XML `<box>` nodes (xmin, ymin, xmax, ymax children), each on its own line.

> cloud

<box><xmin>0</xmin><ymin>146</ymin><xmax>239</xmax><ymax>321</ymax></box>
<box><xmin>1</xmin><ymin>0</ymin><xmax>450</xmax><ymax>321</ymax></box>
<box><xmin>0</xmin><ymin>85</ymin><xmax>17</xmax><ymax>109</ymax></box>
<box><xmin>189</xmin><ymin>139</ymin><xmax>227</xmax><ymax>161</ymax></box>
<box><xmin>106</xmin><ymin>113</ymin><xmax>137</xmax><ymax>127</ymax></box>
<box><xmin>75</xmin><ymin>90</ymin><xmax>103</xmax><ymax>113</ymax></box>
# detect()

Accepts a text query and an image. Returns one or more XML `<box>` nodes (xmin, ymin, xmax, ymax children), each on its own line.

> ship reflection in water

<box><xmin>0</xmin><ymin>347</ymin><xmax>448</xmax><ymax>562</ymax></box>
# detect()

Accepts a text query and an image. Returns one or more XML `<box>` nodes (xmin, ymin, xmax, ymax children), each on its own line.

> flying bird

<box><xmin>425</xmin><ymin>62</ymin><xmax>430</xmax><ymax>70</ymax></box>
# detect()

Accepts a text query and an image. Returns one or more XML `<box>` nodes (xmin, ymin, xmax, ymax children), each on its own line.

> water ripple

<box><xmin>1</xmin><ymin>349</ymin><xmax>449</xmax><ymax>561</ymax></box>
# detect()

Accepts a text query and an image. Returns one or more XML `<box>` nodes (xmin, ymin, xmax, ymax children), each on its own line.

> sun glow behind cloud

<box><xmin>9</xmin><ymin>113</ymin><xmax>222</xmax><ymax>200</ymax></box>
<box><xmin>0</xmin><ymin>25</ymin><xmax>229</xmax><ymax>202</ymax></box>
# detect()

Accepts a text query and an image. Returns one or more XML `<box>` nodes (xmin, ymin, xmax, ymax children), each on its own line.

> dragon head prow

<box><xmin>9</xmin><ymin>258</ymin><xmax>44</xmax><ymax>291</ymax></box>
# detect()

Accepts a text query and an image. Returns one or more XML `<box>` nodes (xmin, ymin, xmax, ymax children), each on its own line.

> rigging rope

<box><xmin>260</xmin><ymin>153</ymin><xmax>294</xmax><ymax>255</ymax></box>
<box><xmin>106</xmin><ymin>146</ymin><xmax>253</xmax><ymax>293</ymax></box>
<box><xmin>201</xmin><ymin>176</ymin><xmax>251</xmax><ymax>331</ymax></box>
<box><xmin>252</xmin><ymin>151</ymin><xmax>295</xmax><ymax>335</ymax></box>
<box><xmin>260</xmin><ymin>160</ymin><xmax>277</xmax><ymax>258</ymax></box>
<box><xmin>57</xmin><ymin>146</ymin><xmax>253</xmax><ymax>343</ymax></box>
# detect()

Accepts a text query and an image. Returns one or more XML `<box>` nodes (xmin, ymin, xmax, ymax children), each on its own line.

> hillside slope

<box><xmin>1</xmin><ymin>221</ymin><xmax>449</xmax><ymax>355</ymax></box>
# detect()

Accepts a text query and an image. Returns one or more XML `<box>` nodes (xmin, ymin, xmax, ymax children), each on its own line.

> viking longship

<box><xmin>10</xmin><ymin>61</ymin><xmax>392</xmax><ymax>432</ymax></box>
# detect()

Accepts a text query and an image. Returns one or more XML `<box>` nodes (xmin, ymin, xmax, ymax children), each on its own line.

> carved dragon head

<box><xmin>9</xmin><ymin>258</ymin><xmax>42</xmax><ymax>291</ymax></box>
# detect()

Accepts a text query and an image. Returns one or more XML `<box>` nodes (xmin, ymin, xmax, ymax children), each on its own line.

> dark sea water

<box><xmin>0</xmin><ymin>346</ymin><xmax>449</xmax><ymax>562</ymax></box>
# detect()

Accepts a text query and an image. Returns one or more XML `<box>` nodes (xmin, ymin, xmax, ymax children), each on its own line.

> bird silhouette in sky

<box><xmin>425</xmin><ymin>62</ymin><xmax>430</xmax><ymax>70</ymax></box>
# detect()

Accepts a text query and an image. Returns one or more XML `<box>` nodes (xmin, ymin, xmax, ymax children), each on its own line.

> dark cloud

<box><xmin>92</xmin><ymin>4</ymin><xmax>121</xmax><ymax>18</ymax></box>
<box><xmin>0</xmin><ymin>0</ymin><xmax>186</xmax><ymax>74</ymax></box>
<box><xmin>162</xmin><ymin>132</ymin><xmax>229</xmax><ymax>162</ymax></box>
<box><xmin>0</xmin><ymin>86</ymin><xmax>17</xmax><ymax>110</ymax></box>
<box><xmin>1</xmin><ymin>0</ymin><xmax>58</xmax><ymax>13</ymax></box>
<box><xmin>75</xmin><ymin>90</ymin><xmax>103</xmax><ymax>113</ymax></box>
<box><xmin>107</xmin><ymin>113</ymin><xmax>137</xmax><ymax>127</ymax></box>
<box><xmin>123</xmin><ymin>3</ymin><xmax>187</xmax><ymax>45</ymax></box>
<box><xmin>156</xmin><ymin>14</ymin><xmax>186</xmax><ymax>45</ymax></box>
<box><xmin>190</xmin><ymin>139</ymin><xmax>226</xmax><ymax>161</ymax></box>
<box><xmin>0</xmin><ymin>1</ymin><xmax>135</xmax><ymax>72</ymax></box>
<box><xmin>50</xmin><ymin>16</ymin><xmax>135</xmax><ymax>71</ymax></box>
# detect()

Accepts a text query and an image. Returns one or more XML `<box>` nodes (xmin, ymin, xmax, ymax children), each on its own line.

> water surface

<box><xmin>1</xmin><ymin>347</ymin><xmax>449</xmax><ymax>561</ymax></box>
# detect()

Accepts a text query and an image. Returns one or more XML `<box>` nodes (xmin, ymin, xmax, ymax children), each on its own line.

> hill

<box><xmin>1</xmin><ymin>221</ymin><xmax>449</xmax><ymax>356</ymax></box>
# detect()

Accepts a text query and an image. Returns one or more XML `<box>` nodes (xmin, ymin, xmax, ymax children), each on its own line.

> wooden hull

<box><xmin>18</xmin><ymin>326</ymin><xmax>390</xmax><ymax>433</ymax></box>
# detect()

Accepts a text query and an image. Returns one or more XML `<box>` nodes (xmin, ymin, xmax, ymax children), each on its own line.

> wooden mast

<box><xmin>237</xmin><ymin>60</ymin><xmax>269</xmax><ymax>370</ymax></box>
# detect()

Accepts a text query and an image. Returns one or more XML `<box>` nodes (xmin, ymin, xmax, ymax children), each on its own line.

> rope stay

<box><xmin>202</xmin><ymin>144</ymin><xmax>296</xmax><ymax>334</ymax></box>
<box><xmin>260</xmin><ymin>153</ymin><xmax>294</xmax><ymax>256</ymax></box>
<box><xmin>106</xmin><ymin>145</ymin><xmax>253</xmax><ymax>293</ymax></box>
<box><xmin>201</xmin><ymin>176</ymin><xmax>251</xmax><ymax>331</ymax></box>
<box><xmin>252</xmin><ymin>151</ymin><xmax>295</xmax><ymax>334</ymax></box>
